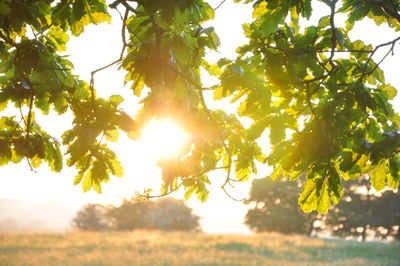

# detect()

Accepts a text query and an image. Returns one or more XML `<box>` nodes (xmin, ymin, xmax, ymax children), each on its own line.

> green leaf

<box><xmin>82</xmin><ymin>172</ymin><xmax>93</xmax><ymax>192</ymax></box>
<box><xmin>184</xmin><ymin>186</ymin><xmax>195</xmax><ymax>201</ymax></box>
<box><xmin>110</xmin><ymin>158</ymin><xmax>123</xmax><ymax>177</ymax></box>
<box><xmin>269</xmin><ymin>115</ymin><xmax>292</xmax><ymax>145</ymax></box>
<box><xmin>318</xmin><ymin>15</ymin><xmax>330</xmax><ymax>28</ymax></box>
<box><xmin>46</xmin><ymin>26</ymin><xmax>69</xmax><ymax>52</ymax></box>
<box><xmin>317</xmin><ymin>182</ymin><xmax>330</xmax><ymax>214</ymax></box>
<box><xmin>131</xmin><ymin>77</ymin><xmax>145</xmax><ymax>97</ymax></box>
<box><xmin>371</xmin><ymin>159</ymin><xmax>387</xmax><ymax>191</ymax></box>
<box><xmin>0</xmin><ymin>2</ymin><xmax>11</xmax><ymax>16</ymax></box>
<box><xmin>74</xmin><ymin>172</ymin><xmax>84</xmax><ymax>186</ymax></box>
<box><xmin>247</xmin><ymin>117</ymin><xmax>268</xmax><ymax>140</ymax></box>
<box><xmin>259</xmin><ymin>12</ymin><xmax>283</xmax><ymax>37</ymax></box>
<box><xmin>388</xmin><ymin>155</ymin><xmax>400</xmax><ymax>189</ymax></box>
<box><xmin>105</xmin><ymin>129</ymin><xmax>119</xmax><ymax>142</ymax></box>
<box><xmin>0</xmin><ymin>100</ymin><xmax>8</xmax><ymax>112</ymax></box>
<box><xmin>381</xmin><ymin>84</ymin><xmax>396</xmax><ymax>100</ymax></box>
<box><xmin>11</xmin><ymin>150</ymin><xmax>23</xmax><ymax>164</ymax></box>
<box><xmin>109</xmin><ymin>95</ymin><xmax>124</xmax><ymax>107</ymax></box>
<box><xmin>299</xmin><ymin>179</ymin><xmax>318</xmax><ymax>213</ymax></box>
<box><xmin>252</xmin><ymin>1</ymin><xmax>267</xmax><ymax>18</ymax></box>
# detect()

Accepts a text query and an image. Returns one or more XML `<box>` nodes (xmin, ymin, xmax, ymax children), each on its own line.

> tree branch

<box><xmin>363</xmin><ymin>0</ymin><xmax>400</xmax><ymax>23</ymax></box>
<box><xmin>357</xmin><ymin>35</ymin><xmax>400</xmax><ymax>84</ymax></box>
<box><xmin>89</xmin><ymin>8</ymin><xmax>131</xmax><ymax>112</ymax></box>
<box><xmin>110</xmin><ymin>0</ymin><xmax>142</xmax><ymax>14</ymax></box>
<box><xmin>0</xmin><ymin>30</ymin><xmax>16</xmax><ymax>46</ymax></box>
<box><xmin>327</xmin><ymin>0</ymin><xmax>338</xmax><ymax>72</ymax></box>
<box><xmin>214</xmin><ymin>0</ymin><xmax>227</xmax><ymax>11</ymax></box>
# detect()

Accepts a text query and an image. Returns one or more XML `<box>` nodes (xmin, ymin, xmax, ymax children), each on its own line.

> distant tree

<box><xmin>72</xmin><ymin>204</ymin><xmax>109</xmax><ymax>231</ymax></box>
<box><xmin>145</xmin><ymin>198</ymin><xmax>201</xmax><ymax>232</ymax></box>
<box><xmin>106</xmin><ymin>199</ymin><xmax>154</xmax><ymax>231</ymax></box>
<box><xmin>372</xmin><ymin>190</ymin><xmax>400</xmax><ymax>241</ymax></box>
<box><xmin>244</xmin><ymin>177</ymin><xmax>319</xmax><ymax>235</ymax></box>
<box><xmin>106</xmin><ymin>198</ymin><xmax>201</xmax><ymax>232</ymax></box>
<box><xmin>326</xmin><ymin>175</ymin><xmax>400</xmax><ymax>241</ymax></box>
<box><xmin>326</xmin><ymin>176</ymin><xmax>376</xmax><ymax>241</ymax></box>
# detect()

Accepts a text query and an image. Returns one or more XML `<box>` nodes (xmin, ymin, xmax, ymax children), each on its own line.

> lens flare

<box><xmin>140</xmin><ymin>119</ymin><xmax>186</xmax><ymax>158</ymax></box>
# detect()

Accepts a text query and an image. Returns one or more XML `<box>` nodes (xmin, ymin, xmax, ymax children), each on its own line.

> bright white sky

<box><xmin>0</xmin><ymin>1</ymin><xmax>399</xmax><ymax>234</ymax></box>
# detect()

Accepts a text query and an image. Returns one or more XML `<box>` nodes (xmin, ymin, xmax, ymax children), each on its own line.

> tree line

<box><xmin>73</xmin><ymin>179</ymin><xmax>399</xmax><ymax>242</ymax></box>
<box><xmin>245</xmin><ymin>176</ymin><xmax>400</xmax><ymax>241</ymax></box>
<box><xmin>72</xmin><ymin>197</ymin><xmax>201</xmax><ymax>232</ymax></box>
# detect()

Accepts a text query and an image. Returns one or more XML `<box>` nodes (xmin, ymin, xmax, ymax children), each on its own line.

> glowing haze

<box><xmin>0</xmin><ymin>1</ymin><xmax>255</xmax><ymax>234</ymax></box>
<box><xmin>1</xmin><ymin>1</ymin><xmax>400</xmax><ymax>235</ymax></box>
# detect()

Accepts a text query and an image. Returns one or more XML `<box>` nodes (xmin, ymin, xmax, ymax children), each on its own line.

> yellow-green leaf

<box><xmin>299</xmin><ymin>179</ymin><xmax>318</xmax><ymax>213</ymax></box>
<box><xmin>0</xmin><ymin>2</ymin><xmax>11</xmax><ymax>16</ymax></box>
<box><xmin>381</xmin><ymin>84</ymin><xmax>397</xmax><ymax>100</ymax></box>
<box><xmin>0</xmin><ymin>101</ymin><xmax>8</xmax><ymax>112</ymax></box>
<box><xmin>111</xmin><ymin>159</ymin><xmax>123</xmax><ymax>177</ymax></box>
<box><xmin>371</xmin><ymin>159</ymin><xmax>387</xmax><ymax>191</ymax></box>
<box><xmin>317</xmin><ymin>183</ymin><xmax>330</xmax><ymax>214</ymax></box>
<box><xmin>252</xmin><ymin>1</ymin><xmax>267</xmax><ymax>18</ymax></box>
<box><xmin>82</xmin><ymin>172</ymin><xmax>93</xmax><ymax>192</ymax></box>
<box><xmin>109</xmin><ymin>95</ymin><xmax>124</xmax><ymax>107</ymax></box>
<box><xmin>31</xmin><ymin>155</ymin><xmax>42</xmax><ymax>168</ymax></box>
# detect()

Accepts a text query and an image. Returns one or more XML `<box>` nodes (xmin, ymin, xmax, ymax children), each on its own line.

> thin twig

<box><xmin>214</xmin><ymin>0</ymin><xmax>226</xmax><ymax>11</ymax></box>
<box><xmin>146</xmin><ymin>182</ymin><xmax>184</xmax><ymax>199</ymax></box>
<box><xmin>326</xmin><ymin>0</ymin><xmax>338</xmax><ymax>72</ymax></box>
<box><xmin>109</xmin><ymin>0</ymin><xmax>142</xmax><ymax>14</ymax></box>
<box><xmin>221</xmin><ymin>185</ymin><xmax>246</xmax><ymax>201</ymax></box>
<box><xmin>305</xmin><ymin>85</ymin><xmax>336</xmax><ymax>155</ymax></box>
<box><xmin>144</xmin><ymin>166</ymin><xmax>228</xmax><ymax>199</ymax></box>
<box><xmin>89</xmin><ymin>8</ymin><xmax>131</xmax><ymax>111</ymax></box>
<box><xmin>365</xmin><ymin>41</ymin><xmax>396</xmax><ymax>76</ymax></box>
<box><xmin>25</xmin><ymin>82</ymin><xmax>35</xmax><ymax>136</ymax></box>
<box><xmin>26</xmin><ymin>157</ymin><xmax>37</xmax><ymax>173</ymax></box>
<box><xmin>0</xmin><ymin>30</ymin><xmax>16</xmax><ymax>46</ymax></box>
<box><xmin>18</xmin><ymin>98</ymin><xmax>27</xmax><ymax>128</ymax></box>
<box><xmin>356</xmin><ymin>35</ymin><xmax>400</xmax><ymax>84</ymax></box>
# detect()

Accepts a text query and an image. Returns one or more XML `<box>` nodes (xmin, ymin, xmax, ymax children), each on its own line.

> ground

<box><xmin>0</xmin><ymin>231</ymin><xmax>399</xmax><ymax>265</ymax></box>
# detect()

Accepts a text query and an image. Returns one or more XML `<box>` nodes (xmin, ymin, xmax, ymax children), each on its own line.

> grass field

<box><xmin>0</xmin><ymin>231</ymin><xmax>399</xmax><ymax>265</ymax></box>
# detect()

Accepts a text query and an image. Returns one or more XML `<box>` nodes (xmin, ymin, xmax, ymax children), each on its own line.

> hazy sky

<box><xmin>0</xmin><ymin>1</ymin><xmax>259</xmax><ymax>234</ymax></box>
<box><xmin>0</xmin><ymin>1</ymin><xmax>399</xmax><ymax>234</ymax></box>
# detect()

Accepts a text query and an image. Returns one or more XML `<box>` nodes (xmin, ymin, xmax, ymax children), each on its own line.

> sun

<box><xmin>140</xmin><ymin>119</ymin><xmax>187</xmax><ymax>159</ymax></box>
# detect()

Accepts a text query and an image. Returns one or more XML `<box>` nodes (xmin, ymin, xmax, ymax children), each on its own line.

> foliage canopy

<box><xmin>1</xmin><ymin>0</ymin><xmax>400</xmax><ymax>213</ymax></box>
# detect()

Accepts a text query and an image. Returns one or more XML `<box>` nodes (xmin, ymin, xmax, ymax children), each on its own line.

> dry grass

<box><xmin>0</xmin><ymin>231</ymin><xmax>399</xmax><ymax>265</ymax></box>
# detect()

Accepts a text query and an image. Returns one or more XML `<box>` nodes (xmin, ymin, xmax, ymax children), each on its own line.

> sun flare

<box><xmin>140</xmin><ymin>119</ymin><xmax>186</xmax><ymax>159</ymax></box>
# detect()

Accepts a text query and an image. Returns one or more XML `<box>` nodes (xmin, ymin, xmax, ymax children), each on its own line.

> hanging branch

<box><xmin>26</xmin><ymin>87</ymin><xmax>35</xmax><ymax>136</ymax></box>
<box><xmin>327</xmin><ymin>0</ymin><xmax>338</xmax><ymax>70</ymax></box>
<box><xmin>141</xmin><ymin>166</ymin><xmax>229</xmax><ymax>199</ymax></box>
<box><xmin>106</xmin><ymin>0</ymin><xmax>244</xmax><ymax>201</ymax></box>
<box><xmin>110</xmin><ymin>0</ymin><xmax>142</xmax><ymax>14</ymax></box>
<box><xmin>357</xmin><ymin>35</ymin><xmax>400</xmax><ymax>84</ymax></box>
<box><xmin>0</xmin><ymin>30</ymin><xmax>16</xmax><ymax>46</ymax></box>
<box><xmin>214</xmin><ymin>0</ymin><xmax>227</xmax><ymax>11</ymax></box>
<box><xmin>89</xmin><ymin>8</ymin><xmax>131</xmax><ymax>112</ymax></box>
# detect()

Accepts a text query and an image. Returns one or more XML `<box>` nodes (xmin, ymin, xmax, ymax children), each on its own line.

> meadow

<box><xmin>0</xmin><ymin>231</ymin><xmax>399</xmax><ymax>265</ymax></box>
